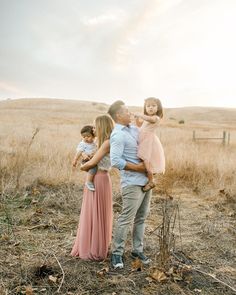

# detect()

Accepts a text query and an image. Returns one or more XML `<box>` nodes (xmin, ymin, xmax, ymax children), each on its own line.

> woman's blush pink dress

<box><xmin>71</xmin><ymin>155</ymin><xmax>112</xmax><ymax>260</ymax></box>
<box><xmin>138</xmin><ymin>120</ymin><xmax>165</xmax><ymax>174</ymax></box>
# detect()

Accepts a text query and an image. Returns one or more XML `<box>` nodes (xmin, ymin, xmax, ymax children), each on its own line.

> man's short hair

<box><xmin>107</xmin><ymin>100</ymin><xmax>125</xmax><ymax>121</ymax></box>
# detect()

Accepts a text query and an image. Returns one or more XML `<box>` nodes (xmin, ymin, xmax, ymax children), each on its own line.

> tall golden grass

<box><xmin>0</xmin><ymin>99</ymin><xmax>235</xmax><ymax>194</ymax></box>
<box><xmin>1</xmin><ymin>99</ymin><xmax>236</xmax><ymax>295</ymax></box>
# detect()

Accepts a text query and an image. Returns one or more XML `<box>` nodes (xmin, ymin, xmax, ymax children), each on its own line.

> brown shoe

<box><xmin>142</xmin><ymin>181</ymin><xmax>155</xmax><ymax>192</ymax></box>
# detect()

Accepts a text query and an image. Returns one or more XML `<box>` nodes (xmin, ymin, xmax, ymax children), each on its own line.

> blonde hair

<box><xmin>95</xmin><ymin>115</ymin><xmax>114</xmax><ymax>148</ymax></box>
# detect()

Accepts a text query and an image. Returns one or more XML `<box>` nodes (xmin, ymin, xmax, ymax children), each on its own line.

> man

<box><xmin>108</xmin><ymin>100</ymin><xmax>152</xmax><ymax>269</ymax></box>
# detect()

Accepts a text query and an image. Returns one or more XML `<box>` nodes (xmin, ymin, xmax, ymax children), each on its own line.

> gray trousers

<box><xmin>112</xmin><ymin>185</ymin><xmax>152</xmax><ymax>255</ymax></box>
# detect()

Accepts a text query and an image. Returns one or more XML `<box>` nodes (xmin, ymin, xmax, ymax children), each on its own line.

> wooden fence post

<box><xmin>227</xmin><ymin>132</ymin><xmax>230</xmax><ymax>145</ymax></box>
<box><xmin>192</xmin><ymin>130</ymin><xmax>230</xmax><ymax>145</ymax></box>
<box><xmin>222</xmin><ymin>131</ymin><xmax>226</xmax><ymax>145</ymax></box>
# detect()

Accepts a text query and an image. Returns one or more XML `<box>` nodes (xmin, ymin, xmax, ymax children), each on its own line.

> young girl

<box><xmin>71</xmin><ymin>115</ymin><xmax>114</xmax><ymax>260</ymax></box>
<box><xmin>72</xmin><ymin>125</ymin><xmax>97</xmax><ymax>191</ymax></box>
<box><xmin>134</xmin><ymin>97</ymin><xmax>165</xmax><ymax>192</ymax></box>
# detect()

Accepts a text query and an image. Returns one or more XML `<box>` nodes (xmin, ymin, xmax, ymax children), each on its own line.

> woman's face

<box><xmin>92</xmin><ymin>122</ymin><xmax>96</xmax><ymax>136</ymax></box>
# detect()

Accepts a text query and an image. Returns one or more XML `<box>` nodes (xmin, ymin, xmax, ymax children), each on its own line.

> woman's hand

<box><xmin>80</xmin><ymin>140</ymin><xmax>110</xmax><ymax>172</ymax></box>
<box><xmin>80</xmin><ymin>162</ymin><xmax>91</xmax><ymax>172</ymax></box>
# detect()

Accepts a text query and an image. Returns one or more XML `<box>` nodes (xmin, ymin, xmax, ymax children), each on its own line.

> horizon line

<box><xmin>0</xmin><ymin>96</ymin><xmax>236</xmax><ymax>110</ymax></box>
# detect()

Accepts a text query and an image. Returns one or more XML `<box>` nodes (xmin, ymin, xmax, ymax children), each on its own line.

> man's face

<box><xmin>117</xmin><ymin>105</ymin><xmax>131</xmax><ymax>126</ymax></box>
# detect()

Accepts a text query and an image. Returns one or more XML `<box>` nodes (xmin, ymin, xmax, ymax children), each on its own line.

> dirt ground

<box><xmin>0</xmin><ymin>182</ymin><xmax>235</xmax><ymax>295</ymax></box>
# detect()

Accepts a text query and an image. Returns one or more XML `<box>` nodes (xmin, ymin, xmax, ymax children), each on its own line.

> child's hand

<box><xmin>89</xmin><ymin>152</ymin><xmax>95</xmax><ymax>159</ymax></box>
<box><xmin>81</xmin><ymin>152</ymin><xmax>90</xmax><ymax>162</ymax></box>
<box><xmin>130</xmin><ymin>112</ymin><xmax>135</xmax><ymax>118</ymax></box>
<box><xmin>72</xmin><ymin>161</ymin><xmax>77</xmax><ymax>168</ymax></box>
<box><xmin>134</xmin><ymin>113</ymin><xmax>142</xmax><ymax>119</ymax></box>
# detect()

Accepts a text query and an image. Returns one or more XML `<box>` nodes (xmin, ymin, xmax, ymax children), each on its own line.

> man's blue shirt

<box><xmin>110</xmin><ymin>123</ymin><xmax>148</xmax><ymax>188</ymax></box>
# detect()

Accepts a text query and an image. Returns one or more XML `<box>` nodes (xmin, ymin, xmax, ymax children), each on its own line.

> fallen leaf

<box><xmin>97</xmin><ymin>267</ymin><xmax>109</xmax><ymax>277</ymax></box>
<box><xmin>25</xmin><ymin>286</ymin><xmax>34</xmax><ymax>295</ymax></box>
<box><xmin>150</xmin><ymin>269</ymin><xmax>167</xmax><ymax>282</ymax></box>
<box><xmin>217</xmin><ymin>266</ymin><xmax>236</xmax><ymax>275</ymax></box>
<box><xmin>145</xmin><ymin>276</ymin><xmax>153</xmax><ymax>283</ymax></box>
<box><xmin>49</xmin><ymin>275</ymin><xmax>57</xmax><ymax>283</ymax></box>
<box><xmin>166</xmin><ymin>266</ymin><xmax>174</xmax><ymax>275</ymax></box>
<box><xmin>173</xmin><ymin>273</ymin><xmax>183</xmax><ymax>281</ymax></box>
<box><xmin>131</xmin><ymin>258</ymin><xmax>142</xmax><ymax>271</ymax></box>
<box><xmin>31</xmin><ymin>199</ymin><xmax>39</xmax><ymax>204</ymax></box>
<box><xmin>35</xmin><ymin>208</ymin><xmax>43</xmax><ymax>214</ymax></box>
<box><xmin>1</xmin><ymin>233</ymin><xmax>10</xmax><ymax>241</ymax></box>
<box><xmin>32</xmin><ymin>188</ymin><xmax>40</xmax><ymax>195</ymax></box>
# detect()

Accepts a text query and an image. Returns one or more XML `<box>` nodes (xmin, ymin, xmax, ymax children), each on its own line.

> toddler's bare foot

<box><xmin>142</xmin><ymin>181</ymin><xmax>155</xmax><ymax>192</ymax></box>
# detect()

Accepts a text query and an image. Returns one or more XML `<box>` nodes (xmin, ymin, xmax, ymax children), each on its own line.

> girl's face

<box><xmin>82</xmin><ymin>132</ymin><xmax>94</xmax><ymax>144</ymax></box>
<box><xmin>145</xmin><ymin>100</ymin><xmax>158</xmax><ymax>115</ymax></box>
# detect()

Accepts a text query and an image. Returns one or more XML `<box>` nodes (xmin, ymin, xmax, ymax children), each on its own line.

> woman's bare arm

<box><xmin>80</xmin><ymin>140</ymin><xmax>110</xmax><ymax>171</ymax></box>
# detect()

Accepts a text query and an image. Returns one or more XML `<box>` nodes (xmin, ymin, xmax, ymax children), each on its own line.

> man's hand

<box><xmin>134</xmin><ymin>162</ymin><xmax>146</xmax><ymax>173</ymax></box>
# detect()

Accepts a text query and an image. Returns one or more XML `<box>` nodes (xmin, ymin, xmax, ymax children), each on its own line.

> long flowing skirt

<box><xmin>71</xmin><ymin>171</ymin><xmax>113</xmax><ymax>260</ymax></box>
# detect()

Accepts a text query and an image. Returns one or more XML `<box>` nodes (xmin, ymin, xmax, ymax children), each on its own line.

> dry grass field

<box><xmin>0</xmin><ymin>98</ymin><xmax>236</xmax><ymax>295</ymax></box>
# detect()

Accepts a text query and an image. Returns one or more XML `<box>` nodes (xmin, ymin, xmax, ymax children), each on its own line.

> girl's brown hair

<box><xmin>144</xmin><ymin>97</ymin><xmax>163</xmax><ymax>118</ymax></box>
<box><xmin>95</xmin><ymin>115</ymin><xmax>114</xmax><ymax>148</ymax></box>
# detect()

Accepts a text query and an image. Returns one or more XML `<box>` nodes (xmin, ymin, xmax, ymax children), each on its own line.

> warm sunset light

<box><xmin>1</xmin><ymin>0</ymin><xmax>236</xmax><ymax>108</ymax></box>
<box><xmin>1</xmin><ymin>2</ymin><xmax>236</xmax><ymax>291</ymax></box>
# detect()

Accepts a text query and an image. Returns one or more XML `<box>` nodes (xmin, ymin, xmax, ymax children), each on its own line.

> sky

<box><xmin>0</xmin><ymin>0</ymin><xmax>236</xmax><ymax>108</ymax></box>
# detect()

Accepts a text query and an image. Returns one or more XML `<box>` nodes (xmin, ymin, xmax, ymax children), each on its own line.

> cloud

<box><xmin>110</xmin><ymin>0</ymin><xmax>186</xmax><ymax>69</ymax></box>
<box><xmin>0</xmin><ymin>81</ymin><xmax>29</xmax><ymax>97</ymax></box>
<box><xmin>81</xmin><ymin>9</ymin><xmax>126</xmax><ymax>26</ymax></box>
<box><xmin>0</xmin><ymin>0</ymin><xmax>236</xmax><ymax>107</ymax></box>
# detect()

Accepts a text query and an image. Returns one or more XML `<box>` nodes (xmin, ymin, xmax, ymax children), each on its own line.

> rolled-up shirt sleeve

<box><xmin>110</xmin><ymin>131</ymin><xmax>127</xmax><ymax>170</ymax></box>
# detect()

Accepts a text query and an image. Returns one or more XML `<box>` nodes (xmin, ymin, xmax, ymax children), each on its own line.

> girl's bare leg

<box><xmin>143</xmin><ymin>166</ymin><xmax>155</xmax><ymax>192</ymax></box>
<box><xmin>147</xmin><ymin>171</ymin><xmax>153</xmax><ymax>183</ymax></box>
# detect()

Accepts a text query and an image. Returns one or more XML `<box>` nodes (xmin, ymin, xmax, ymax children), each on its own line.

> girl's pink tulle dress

<box><xmin>71</xmin><ymin>155</ymin><xmax>112</xmax><ymax>260</ymax></box>
<box><xmin>138</xmin><ymin>120</ymin><xmax>165</xmax><ymax>174</ymax></box>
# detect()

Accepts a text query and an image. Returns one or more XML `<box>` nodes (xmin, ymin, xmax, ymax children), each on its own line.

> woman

<box><xmin>71</xmin><ymin>114</ymin><xmax>114</xmax><ymax>260</ymax></box>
